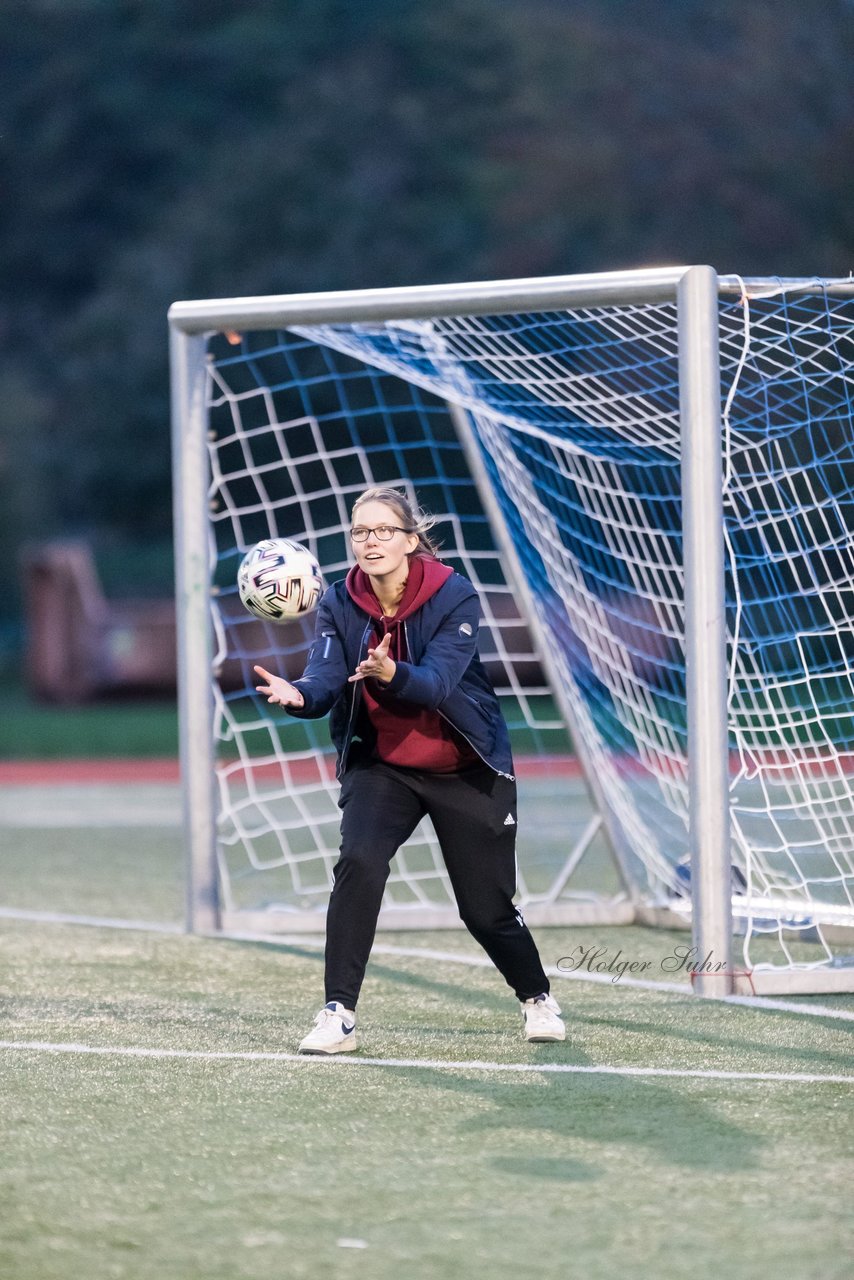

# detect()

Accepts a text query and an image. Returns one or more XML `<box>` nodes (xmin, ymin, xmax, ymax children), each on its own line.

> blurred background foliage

<box><xmin>1</xmin><ymin>0</ymin><xmax>852</xmax><ymax>652</ymax></box>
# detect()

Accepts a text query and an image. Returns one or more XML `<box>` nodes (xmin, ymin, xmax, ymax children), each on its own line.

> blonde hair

<box><xmin>351</xmin><ymin>486</ymin><xmax>443</xmax><ymax>558</ymax></box>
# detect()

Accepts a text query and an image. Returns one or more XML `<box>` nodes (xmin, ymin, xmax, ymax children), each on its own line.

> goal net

<box><xmin>202</xmin><ymin>329</ymin><xmax>617</xmax><ymax>935</ymax></box>
<box><xmin>170</xmin><ymin>270</ymin><xmax>854</xmax><ymax>994</ymax></box>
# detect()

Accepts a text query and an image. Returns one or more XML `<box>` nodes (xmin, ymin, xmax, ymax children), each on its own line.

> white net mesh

<box><xmin>201</xmin><ymin>281</ymin><xmax>854</xmax><ymax>975</ymax></box>
<box><xmin>204</xmin><ymin>333</ymin><xmax>615</xmax><ymax>929</ymax></box>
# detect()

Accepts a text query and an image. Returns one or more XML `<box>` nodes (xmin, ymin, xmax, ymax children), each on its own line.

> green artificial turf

<box><xmin>2</xmin><ymin>913</ymin><xmax>853</xmax><ymax>1280</ymax></box>
<box><xmin>2</xmin><ymin>776</ymin><xmax>853</xmax><ymax>1280</ymax></box>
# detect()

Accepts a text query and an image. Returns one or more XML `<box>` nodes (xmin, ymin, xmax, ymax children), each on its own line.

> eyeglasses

<box><xmin>350</xmin><ymin>525</ymin><xmax>412</xmax><ymax>543</ymax></box>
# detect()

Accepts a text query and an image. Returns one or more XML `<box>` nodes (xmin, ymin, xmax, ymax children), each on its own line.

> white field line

<box><xmin>235</xmin><ymin>933</ymin><xmax>854</xmax><ymax>1024</ymax></box>
<box><xmin>0</xmin><ymin>812</ymin><xmax>180</xmax><ymax>829</ymax></box>
<box><xmin>0</xmin><ymin>785</ymin><xmax>181</xmax><ymax>828</ymax></box>
<box><xmin>2</xmin><ymin>910</ymin><xmax>853</xmax><ymax>1022</ymax></box>
<box><xmin>0</xmin><ymin>1038</ymin><xmax>851</xmax><ymax>1085</ymax></box>
<box><xmin>0</xmin><ymin>906</ymin><xmax>183</xmax><ymax>933</ymax></box>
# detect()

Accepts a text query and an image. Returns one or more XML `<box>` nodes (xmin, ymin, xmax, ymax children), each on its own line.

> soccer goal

<box><xmin>169</xmin><ymin>267</ymin><xmax>854</xmax><ymax>997</ymax></box>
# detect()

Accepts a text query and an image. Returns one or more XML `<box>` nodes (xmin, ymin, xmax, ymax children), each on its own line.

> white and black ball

<box><xmin>237</xmin><ymin>538</ymin><xmax>324</xmax><ymax>621</ymax></box>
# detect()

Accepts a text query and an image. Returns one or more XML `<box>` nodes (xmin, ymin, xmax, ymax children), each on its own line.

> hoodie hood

<box><xmin>343</xmin><ymin>554</ymin><xmax>477</xmax><ymax>773</ymax></box>
<box><xmin>345</xmin><ymin>554</ymin><xmax>453</xmax><ymax>624</ymax></box>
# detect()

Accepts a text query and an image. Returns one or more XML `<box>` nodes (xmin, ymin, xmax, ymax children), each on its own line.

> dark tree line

<box><xmin>1</xmin><ymin>0</ymin><xmax>852</xmax><ymax>627</ymax></box>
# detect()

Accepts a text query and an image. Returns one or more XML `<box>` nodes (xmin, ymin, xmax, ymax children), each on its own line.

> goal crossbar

<box><xmin>168</xmin><ymin>269</ymin><xmax>854</xmax><ymax>334</ymax></box>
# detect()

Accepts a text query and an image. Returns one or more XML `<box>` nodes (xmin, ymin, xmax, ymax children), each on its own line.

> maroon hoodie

<box><xmin>345</xmin><ymin>555</ymin><xmax>478</xmax><ymax>772</ymax></box>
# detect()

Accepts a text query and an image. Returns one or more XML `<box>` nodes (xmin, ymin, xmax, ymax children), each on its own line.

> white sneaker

<box><xmin>521</xmin><ymin>993</ymin><xmax>565</xmax><ymax>1042</ymax></box>
<box><xmin>298</xmin><ymin>1002</ymin><xmax>358</xmax><ymax>1055</ymax></box>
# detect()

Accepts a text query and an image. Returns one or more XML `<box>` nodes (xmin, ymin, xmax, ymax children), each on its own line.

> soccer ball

<box><xmin>237</xmin><ymin>538</ymin><xmax>324</xmax><ymax>621</ymax></box>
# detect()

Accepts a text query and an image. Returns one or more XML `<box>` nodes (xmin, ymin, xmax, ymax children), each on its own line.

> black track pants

<box><xmin>324</xmin><ymin>760</ymin><xmax>551</xmax><ymax>1010</ymax></box>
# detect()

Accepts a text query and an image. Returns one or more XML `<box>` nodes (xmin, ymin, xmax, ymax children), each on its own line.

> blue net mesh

<box><xmin>203</xmin><ymin>284</ymin><xmax>854</xmax><ymax>967</ymax></box>
<box><xmin>205</xmin><ymin>331</ymin><xmax>577</xmax><ymax>922</ymax></box>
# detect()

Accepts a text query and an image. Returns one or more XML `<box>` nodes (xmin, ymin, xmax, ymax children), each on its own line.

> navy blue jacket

<box><xmin>287</xmin><ymin>572</ymin><xmax>514</xmax><ymax>779</ymax></box>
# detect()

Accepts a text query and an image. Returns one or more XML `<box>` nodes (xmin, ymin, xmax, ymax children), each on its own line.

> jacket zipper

<box><xmin>402</xmin><ymin>621</ymin><xmax>515</xmax><ymax>781</ymax></box>
<box><xmin>435</xmin><ymin>708</ymin><xmax>515</xmax><ymax>781</ymax></box>
<box><xmin>337</xmin><ymin>621</ymin><xmax>373</xmax><ymax>780</ymax></box>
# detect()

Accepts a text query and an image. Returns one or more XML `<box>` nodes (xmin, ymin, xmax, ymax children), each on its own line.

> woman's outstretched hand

<box><xmin>348</xmin><ymin>632</ymin><xmax>396</xmax><ymax>684</ymax></box>
<box><xmin>254</xmin><ymin>665</ymin><xmax>305</xmax><ymax>708</ymax></box>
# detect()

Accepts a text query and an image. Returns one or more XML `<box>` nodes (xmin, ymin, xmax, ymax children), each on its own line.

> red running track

<box><xmin>0</xmin><ymin>756</ymin><xmax>584</xmax><ymax>785</ymax></box>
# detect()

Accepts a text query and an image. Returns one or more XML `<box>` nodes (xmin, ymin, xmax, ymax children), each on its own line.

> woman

<box><xmin>254</xmin><ymin>486</ymin><xmax>564</xmax><ymax>1054</ymax></box>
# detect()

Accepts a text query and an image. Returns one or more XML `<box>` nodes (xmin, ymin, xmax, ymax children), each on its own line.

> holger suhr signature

<box><xmin>556</xmin><ymin>944</ymin><xmax>730</xmax><ymax>983</ymax></box>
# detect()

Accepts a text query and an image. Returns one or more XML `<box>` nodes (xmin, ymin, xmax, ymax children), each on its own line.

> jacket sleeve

<box><xmin>382</xmin><ymin>588</ymin><xmax>481</xmax><ymax>709</ymax></box>
<box><xmin>285</xmin><ymin>591</ymin><xmax>351</xmax><ymax>720</ymax></box>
